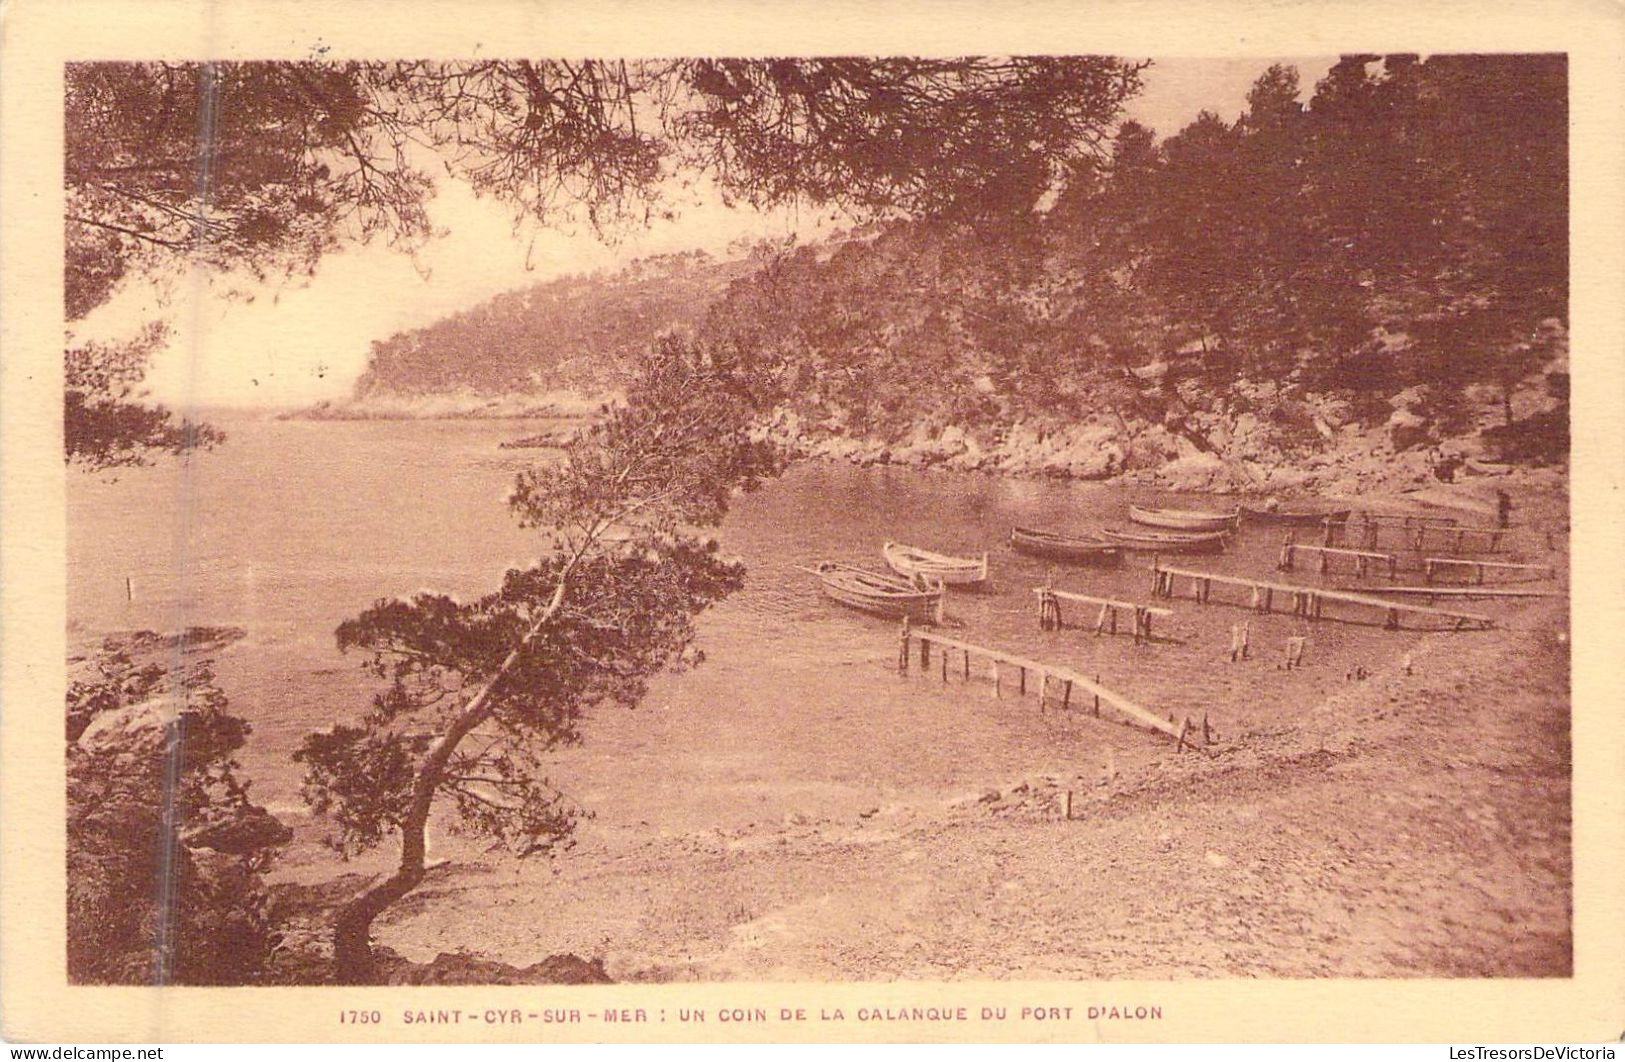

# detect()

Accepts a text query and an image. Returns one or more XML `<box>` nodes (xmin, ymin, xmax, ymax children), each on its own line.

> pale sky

<box><xmin>74</xmin><ymin>57</ymin><xmax>1337</xmax><ymax>409</ymax></box>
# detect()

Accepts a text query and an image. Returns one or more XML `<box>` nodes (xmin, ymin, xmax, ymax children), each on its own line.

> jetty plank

<box><xmin>1031</xmin><ymin>587</ymin><xmax>1172</xmax><ymax>616</ymax></box>
<box><xmin>1338</xmin><ymin>585</ymin><xmax>1559</xmax><ymax>600</ymax></box>
<box><xmin>1422</xmin><ymin>557</ymin><xmax>1557</xmax><ymax>585</ymax></box>
<box><xmin>903</xmin><ymin>627</ymin><xmax>1186</xmax><ymax>743</ymax></box>
<box><xmin>1149</xmin><ymin>561</ymin><xmax>1494</xmax><ymax>629</ymax></box>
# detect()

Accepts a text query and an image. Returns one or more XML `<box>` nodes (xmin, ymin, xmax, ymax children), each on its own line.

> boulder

<box><xmin>1386</xmin><ymin>407</ymin><xmax>1432</xmax><ymax>451</ymax></box>
<box><xmin>76</xmin><ymin>698</ymin><xmax>175</xmax><ymax>757</ymax></box>
<box><xmin>184</xmin><ymin>804</ymin><xmax>294</xmax><ymax>855</ymax></box>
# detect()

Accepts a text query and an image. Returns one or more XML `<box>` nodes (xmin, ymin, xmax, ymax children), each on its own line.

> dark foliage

<box><xmin>65</xmin><ymin>324</ymin><xmax>224</xmax><ymax>470</ymax></box>
<box><xmin>66</xmin><ymin>633</ymin><xmax>290</xmax><ymax>984</ymax></box>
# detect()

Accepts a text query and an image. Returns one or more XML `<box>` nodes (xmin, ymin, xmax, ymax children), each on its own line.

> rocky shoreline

<box><xmin>762</xmin><ymin>405</ymin><xmax>1560</xmax><ymax>505</ymax></box>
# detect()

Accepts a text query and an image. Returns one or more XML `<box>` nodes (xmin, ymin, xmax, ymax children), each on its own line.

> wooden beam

<box><xmin>1337</xmin><ymin>584</ymin><xmax>1560</xmax><ymax>600</ymax></box>
<box><xmin>1149</xmin><ymin>562</ymin><xmax>1494</xmax><ymax>628</ymax></box>
<box><xmin>911</xmin><ymin>630</ymin><xmax>1184</xmax><ymax>741</ymax></box>
<box><xmin>1032</xmin><ymin>587</ymin><xmax>1173</xmax><ymax>617</ymax></box>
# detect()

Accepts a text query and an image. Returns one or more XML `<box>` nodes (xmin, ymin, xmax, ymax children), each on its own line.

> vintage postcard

<box><xmin>3</xmin><ymin>0</ymin><xmax>1622</xmax><ymax>1045</ymax></box>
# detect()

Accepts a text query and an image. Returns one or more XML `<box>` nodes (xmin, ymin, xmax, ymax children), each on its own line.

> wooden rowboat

<box><xmin>1127</xmin><ymin>504</ymin><xmax>1240</xmax><ymax>533</ymax></box>
<box><xmin>1101</xmin><ymin>526</ymin><xmax>1228</xmax><ymax>553</ymax></box>
<box><xmin>815</xmin><ymin>562</ymin><xmax>943</xmax><ymax>624</ymax></box>
<box><xmin>882</xmin><ymin>541</ymin><xmax>989</xmax><ymax>587</ymax></box>
<box><xmin>1009</xmin><ymin>526</ymin><xmax>1122</xmax><ymax>565</ymax></box>
<box><xmin>1239</xmin><ymin>505</ymin><xmax>1352</xmax><ymax>526</ymax></box>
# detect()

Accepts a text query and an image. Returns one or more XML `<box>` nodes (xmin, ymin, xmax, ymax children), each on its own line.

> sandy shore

<box><xmin>356</xmin><ymin>585</ymin><xmax>1568</xmax><ymax>981</ymax></box>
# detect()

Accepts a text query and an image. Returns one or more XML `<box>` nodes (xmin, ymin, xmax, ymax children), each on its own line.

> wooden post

<box><xmin>1062</xmin><ymin>679</ymin><xmax>1073</xmax><ymax>710</ymax></box>
<box><xmin>899</xmin><ymin>616</ymin><xmax>911</xmax><ymax>673</ymax></box>
<box><xmin>1202</xmin><ymin>712</ymin><xmax>1211</xmax><ymax>746</ymax></box>
<box><xmin>125</xmin><ymin>575</ymin><xmax>133</xmax><ymax>602</ymax></box>
<box><xmin>1109</xmin><ymin>607</ymin><xmax>1118</xmax><ymax>635</ymax></box>
<box><xmin>1064</xmin><ymin>790</ymin><xmax>1074</xmax><ymax>820</ymax></box>
<box><xmin>1018</xmin><ymin>666</ymin><xmax>1026</xmax><ymax>695</ymax></box>
<box><xmin>1094</xmin><ymin>603</ymin><xmax>1110</xmax><ymax>636</ymax></box>
<box><xmin>920</xmin><ymin>636</ymin><xmax>930</xmax><ymax>669</ymax></box>
<box><xmin>940</xmin><ymin>645</ymin><xmax>948</xmax><ymax>682</ymax></box>
<box><xmin>1150</xmin><ymin>554</ymin><xmax>1161</xmax><ymax>596</ymax></box>
<box><xmin>992</xmin><ymin>660</ymin><xmax>1001</xmax><ymax>699</ymax></box>
<box><xmin>1038</xmin><ymin>672</ymin><xmax>1048</xmax><ymax>713</ymax></box>
<box><xmin>962</xmin><ymin>648</ymin><xmax>970</xmax><ymax>680</ymax></box>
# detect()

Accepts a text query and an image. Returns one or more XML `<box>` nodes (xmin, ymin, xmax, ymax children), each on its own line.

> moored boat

<box><xmin>1009</xmin><ymin>526</ymin><xmax>1122</xmax><ymax>565</ymax></box>
<box><xmin>815</xmin><ymin>562</ymin><xmax>944</xmax><ymax>624</ymax></box>
<box><xmin>1239</xmin><ymin>505</ymin><xmax>1352</xmax><ymax>526</ymax></box>
<box><xmin>1127</xmin><ymin>504</ymin><xmax>1240</xmax><ymax>533</ymax></box>
<box><xmin>882</xmin><ymin>541</ymin><xmax>989</xmax><ymax>587</ymax></box>
<box><xmin>1101</xmin><ymin>526</ymin><xmax>1228</xmax><ymax>553</ymax></box>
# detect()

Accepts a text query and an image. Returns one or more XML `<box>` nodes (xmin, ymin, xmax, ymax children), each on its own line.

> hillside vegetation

<box><xmin>348</xmin><ymin>55</ymin><xmax>1568</xmax><ymax>492</ymax></box>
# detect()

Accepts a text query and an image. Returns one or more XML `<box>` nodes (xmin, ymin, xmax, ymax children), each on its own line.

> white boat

<box><xmin>882</xmin><ymin>541</ymin><xmax>989</xmax><ymax>587</ymax></box>
<box><xmin>815</xmin><ymin>562</ymin><xmax>944</xmax><ymax>624</ymax></box>
<box><xmin>1127</xmin><ymin>504</ymin><xmax>1241</xmax><ymax>533</ymax></box>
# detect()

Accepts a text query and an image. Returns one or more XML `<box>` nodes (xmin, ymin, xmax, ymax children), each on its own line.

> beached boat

<box><xmin>882</xmin><ymin>541</ymin><xmax>989</xmax><ymax>587</ymax></box>
<box><xmin>1127</xmin><ymin>504</ymin><xmax>1241</xmax><ymax>532</ymax></box>
<box><xmin>1009</xmin><ymin>526</ymin><xmax>1123</xmax><ymax>565</ymax></box>
<box><xmin>1101</xmin><ymin>526</ymin><xmax>1229</xmax><ymax>553</ymax></box>
<box><xmin>815</xmin><ymin>562</ymin><xmax>943</xmax><ymax>624</ymax></box>
<box><xmin>1239</xmin><ymin>505</ymin><xmax>1352</xmax><ymax>526</ymax></box>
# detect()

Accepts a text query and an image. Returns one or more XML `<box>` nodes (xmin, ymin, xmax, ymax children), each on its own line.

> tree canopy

<box><xmin>67</xmin><ymin>57</ymin><xmax>1147</xmax><ymax>322</ymax></box>
<box><xmin>65</xmin><ymin>56</ymin><xmax>1145</xmax><ymax>468</ymax></box>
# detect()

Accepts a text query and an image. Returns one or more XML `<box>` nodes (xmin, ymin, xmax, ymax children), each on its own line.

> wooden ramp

<box><xmin>1338</xmin><ymin>584</ymin><xmax>1560</xmax><ymax>601</ymax></box>
<box><xmin>1423</xmin><ymin>557</ymin><xmax>1558</xmax><ymax>585</ymax></box>
<box><xmin>897</xmin><ymin>620</ymin><xmax>1202</xmax><ymax>748</ymax></box>
<box><xmin>1329</xmin><ymin>517</ymin><xmax>1558</xmax><ymax>554</ymax></box>
<box><xmin>1278</xmin><ymin>540</ymin><xmax>1399</xmax><ymax>579</ymax></box>
<box><xmin>1148</xmin><ymin>559</ymin><xmax>1495</xmax><ymax>631</ymax></box>
<box><xmin>1033</xmin><ymin>586</ymin><xmax>1172</xmax><ymax>642</ymax></box>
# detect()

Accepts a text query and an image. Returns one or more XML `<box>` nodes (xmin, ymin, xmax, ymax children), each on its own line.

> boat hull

<box><xmin>882</xmin><ymin>542</ymin><xmax>988</xmax><ymax>586</ymax></box>
<box><xmin>1128</xmin><ymin>504</ymin><xmax>1240</xmax><ymax>532</ymax></box>
<box><xmin>1101</xmin><ymin>526</ymin><xmax>1228</xmax><ymax>553</ymax></box>
<box><xmin>817</xmin><ymin>563</ymin><xmax>943</xmax><ymax>624</ymax></box>
<box><xmin>1009</xmin><ymin>527</ymin><xmax>1122</xmax><ymax>565</ymax></box>
<box><xmin>1240</xmin><ymin>506</ymin><xmax>1351</xmax><ymax>526</ymax></box>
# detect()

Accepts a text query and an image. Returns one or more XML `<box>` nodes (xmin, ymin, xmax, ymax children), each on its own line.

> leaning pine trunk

<box><xmin>331</xmin><ymin>585</ymin><xmax>567</xmax><ymax>984</ymax></box>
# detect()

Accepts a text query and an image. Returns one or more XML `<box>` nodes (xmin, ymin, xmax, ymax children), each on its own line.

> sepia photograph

<box><xmin>5</xmin><ymin>0</ymin><xmax>1623</xmax><ymax>1045</ymax></box>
